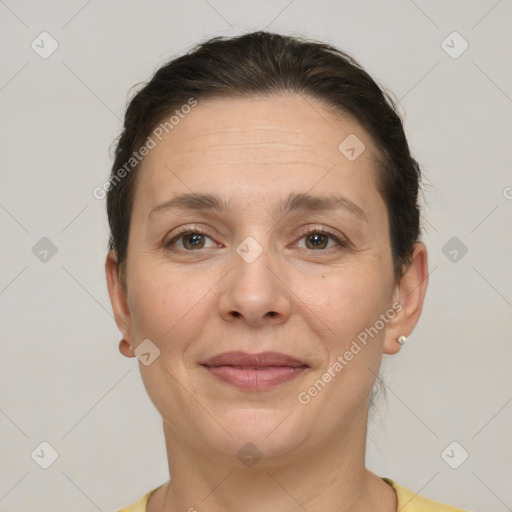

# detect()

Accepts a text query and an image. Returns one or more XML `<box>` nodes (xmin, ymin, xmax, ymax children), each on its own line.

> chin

<box><xmin>206</xmin><ymin>406</ymin><xmax>309</xmax><ymax>462</ymax></box>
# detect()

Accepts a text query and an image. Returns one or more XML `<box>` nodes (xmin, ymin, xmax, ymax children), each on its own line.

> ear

<box><xmin>383</xmin><ymin>242</ymin><xmax>428</xmax><ymax>355</ymax></box>
<box><xmin>105</xmin><ymin>250</ymin><xmax>135</xmax><ymax>358</ymax></box>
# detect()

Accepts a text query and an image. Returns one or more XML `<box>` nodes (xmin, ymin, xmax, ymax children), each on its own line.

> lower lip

<box><xmin>203</xmin><ymin>365</ymin><xmax>308</xmax><ymax>390</ymax></box>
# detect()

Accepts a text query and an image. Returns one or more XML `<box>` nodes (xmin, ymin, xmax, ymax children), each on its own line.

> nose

<box><xmin>217</xmin><ymin>239</ymin><xmax>292</xmax><ymax>328</ymax></box>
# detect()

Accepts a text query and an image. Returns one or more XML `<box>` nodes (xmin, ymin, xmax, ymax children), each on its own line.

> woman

<box><xmin>105</xmin><ymin>31</ymin><xmax>468</xmax><ymax>511</ymax></box>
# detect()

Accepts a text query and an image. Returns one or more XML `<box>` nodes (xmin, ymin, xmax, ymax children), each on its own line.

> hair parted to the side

<box><xmin>106</xmin><ymin>31</ymin><xmax>422</xmax><ymax>286</ymax></box>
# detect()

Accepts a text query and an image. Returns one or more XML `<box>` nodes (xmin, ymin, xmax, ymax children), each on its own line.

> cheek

<box><xmin>126</xmin><ymin>262</ymin><xmax>209</xmax><ymax>347</ymax></box>
<box><xmin>127</xmin><ymin>266</ymin><xmax>211</xmax><ymax>406</ymax></box>
<box><xmin>297</xmin><ymin>264</ymin><xmax>391</xmax><ymax>347</ymax></box>
<box><xmin>293</xmin><ymin>270</ymin><xmax>391</xmax><ymax>424</ymax></box>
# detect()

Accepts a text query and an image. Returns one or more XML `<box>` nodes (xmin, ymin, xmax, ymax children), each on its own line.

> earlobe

<box><xmin>383</xmin><ymin>242</ymin><xmax>428</xmax><ymax>355</ymax></box>
<box><xmin>118</xmin><ymin>338</ymin><xmax>135</xmax><ymax>358</ymax></box>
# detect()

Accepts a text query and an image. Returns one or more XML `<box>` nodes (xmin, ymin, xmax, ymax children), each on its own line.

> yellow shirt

<box><xmin>117</xmin><ymin>478</ymin><xmax>468</xmax><ymax>511</ymax></box>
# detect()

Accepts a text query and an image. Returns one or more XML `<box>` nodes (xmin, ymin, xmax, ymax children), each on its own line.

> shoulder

<box><xmin>383</xmin><ymin>478</ymin><xmax>469</xmax><ymax>511</ymax></box>
<box><xmin>116</xmin><ymin>486</ymin><xmax>160</xmax><ymax>512</ymax></box>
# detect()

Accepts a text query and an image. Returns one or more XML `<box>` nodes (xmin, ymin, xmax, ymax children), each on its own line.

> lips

<box><xmin>202</xmin><ymin>351</ymin><xmax>308</xmax><ymax>368</ymax></box>
<box><xmin>201</xmin><ymin>351</ymin><xmax>309</xmax><ymax>390</ymax></box>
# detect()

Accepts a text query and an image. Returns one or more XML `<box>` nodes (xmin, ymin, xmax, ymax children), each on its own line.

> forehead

<box><xmin>133</xmin><ymin>93</ymin><xmax>383</xmax><ymax>216</ymax></box>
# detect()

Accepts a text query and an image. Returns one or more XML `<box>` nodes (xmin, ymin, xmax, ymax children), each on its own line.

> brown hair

<box><xmin>106</xmin><ymin>31</ymin><xmax>421</xmax><ymax>284</ymax></box>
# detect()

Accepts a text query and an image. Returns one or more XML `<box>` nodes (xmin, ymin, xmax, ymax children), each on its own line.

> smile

<box><xmin>200</xmin><ymin>351</ymin><xmax>309</xmax><ymax>391</ymax></box>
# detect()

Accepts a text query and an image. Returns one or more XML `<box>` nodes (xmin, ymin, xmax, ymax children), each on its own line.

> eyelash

<box><xmin>164</xmin><ymin>225</ymin><xmax>349</xmax><ymax>252</ymax></box>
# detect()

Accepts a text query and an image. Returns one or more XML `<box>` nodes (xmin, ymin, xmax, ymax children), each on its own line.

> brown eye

<box><xmin>296</xmin><ymin>228</ymin><xmax>347</xmax><ymax>251</ymax></box>
<box><xmin>165</xmin><ymin>229</ymin><xmax>216</xmax><ymax>251</ymax></box>
<box><xmin>182</xmin><ymin>233</ymin><xmax>206</xmax><ymax>250</ymax></box>
<box><xmin>305</xmin><ymin>232</ymin><xmax>329</xmax><ymax>250</ymax></box>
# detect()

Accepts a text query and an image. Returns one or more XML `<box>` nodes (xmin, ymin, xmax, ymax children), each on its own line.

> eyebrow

<box><xmin>148</xmin><ymin>191</ymin><xmax>368</xmax><ymax>222</ymax></box>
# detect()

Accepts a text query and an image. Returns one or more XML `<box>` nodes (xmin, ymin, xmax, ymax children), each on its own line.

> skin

<box><xmin>106</xmin><ymin>93</ymin><xmax>428</xmax><ymax>512</ymax></box>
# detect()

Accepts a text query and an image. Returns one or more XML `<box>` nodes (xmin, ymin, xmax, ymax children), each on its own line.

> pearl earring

<box><xmin>397</xmin><ymin>335</ymin><xmax>407</xmax><ymax>345</ymax></box>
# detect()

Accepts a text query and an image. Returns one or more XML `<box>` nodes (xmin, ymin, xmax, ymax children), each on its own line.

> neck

<box><xmin>149</xmin><ymin>406</ymin><xmax>396</xmax><ymax>512</ymax></box>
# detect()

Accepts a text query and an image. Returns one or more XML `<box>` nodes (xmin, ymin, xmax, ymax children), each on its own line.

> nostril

<box><xmin>230</xmin><ymin>311</ymin><xmax>277</xmax><ymax>318</ymax></box>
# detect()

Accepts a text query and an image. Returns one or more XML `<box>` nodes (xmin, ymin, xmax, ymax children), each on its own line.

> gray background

<box><xmin>1</xmin><ymin>1</ymin><xmax>511</xmax><ymax>510</ymax></box>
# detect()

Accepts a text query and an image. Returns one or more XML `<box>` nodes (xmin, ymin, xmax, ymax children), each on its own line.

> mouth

<box><xmin>200</xmin><ymin>351</ymin><xmax>309</xmax><ymax>391</ymax></box>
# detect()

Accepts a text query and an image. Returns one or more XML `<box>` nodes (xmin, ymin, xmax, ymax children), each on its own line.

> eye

<box><xmin>164</xmin><ymin>225</ymin><xmax>349</xmax><ymax>253</ymax></box>
<box><xmin>164</xmin><ymin>226</ymin><xmax>218</xmax><ymax>251</ymax></box>
<box><xmin>295</xmin><ymin>226</ymin><xmax>348</xmax><ymax>251</ymax></box>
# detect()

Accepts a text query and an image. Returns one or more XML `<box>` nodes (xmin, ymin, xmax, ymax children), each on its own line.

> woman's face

<box><xmin>107</xmin><ymin>93</ymin><xmax>424</xmax><ymax>462</ymax></box>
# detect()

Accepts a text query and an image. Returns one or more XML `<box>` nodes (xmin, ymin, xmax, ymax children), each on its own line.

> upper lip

<box><xmin>201</xmin><ymin>351</ymin><xmax>308</xmax><ymax>368</ymax></box>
